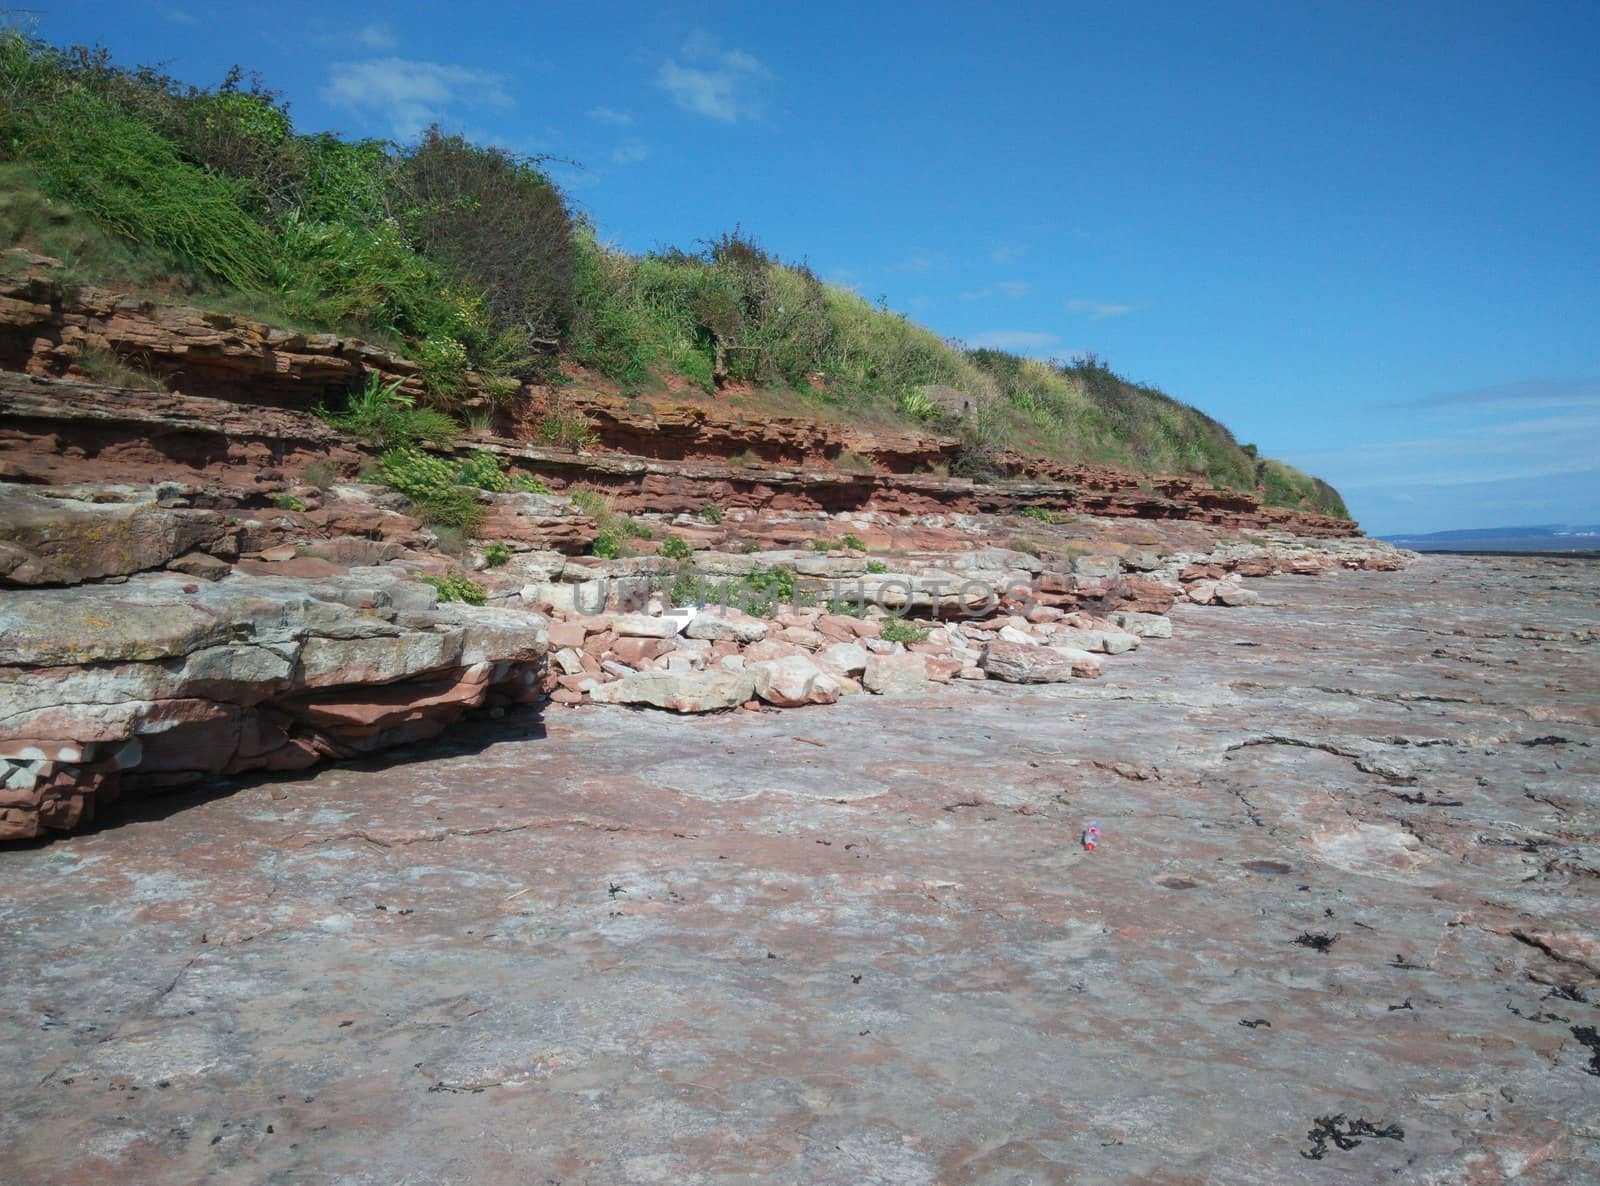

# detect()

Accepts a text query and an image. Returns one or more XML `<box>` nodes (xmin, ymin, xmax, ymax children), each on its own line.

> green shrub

<box><xmin>659</xmin><ymin>535</ymin><xmax>692</xmax><ymax>560</ymax></box>
<box><xmin>483</xmin><ymin>541</ymin><xmax>511</xmax><ymax>567</ymax></box>
<box><xmin>375</xmin><ymin>446</ymin><xmax>482</xmax><ymax>530</ymax></box>
<box><xmin>865</xmin><ymin>559</ymin><xmax>888</xmax><ymax>574</ymax></box>
<box><xmin>398</xmin><ymin>127</ymin><xmax>574</xmax><ymax>347</ymax></box>
<box><xmin>839</xmin><ymin>534</ymin><xmax>867</xmax><ymax>551</ymax></box>
<box><xmin>1021</xmin><ymin>506</ymin><xmax>1061</xmax><ymax>525</ymax></box>
<box><xmin>421</xmin><ymin>574</ymin><xmax>486</xmax><ymax>605</ymax></box>
<box><xmin>269</xmin><ymin>492</ymin><xmax>306</xmax><ymax>512</ymax></box>
<box><xmin>700</xmin><ymin>503</ymin><xmax>724</xmax><ymax>524</ymax></box>
<box><xmin>591</xmin><ymin>526</ymin><xmax>626</xmax><ymax>559</ymax></box>
<box><xmin>881</xmin><ymin>620</ymin><xmax>930</xmax><ymax>645</ymax></box>
<box><xmin>456</xmin><ymin>449</ymin><xmax>509</xmax><ymax>492</ymax></box>
<box><xmin>317</xmin><ymin>373</ymin><xmax>458</xmax><ymax>449</ymax></box>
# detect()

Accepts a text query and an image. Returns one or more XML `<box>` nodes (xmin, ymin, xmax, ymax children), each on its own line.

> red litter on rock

<box><xmin>1083</xmin><ymin>821</ymin><xmax>1101</xmax><ymax>851</ymax></box>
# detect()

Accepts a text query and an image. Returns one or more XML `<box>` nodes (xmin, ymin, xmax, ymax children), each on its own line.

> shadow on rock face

<box><xmin>71</xmin><ymin>707</ymin><xmax>550</xmax><ymax>836</ymax></box>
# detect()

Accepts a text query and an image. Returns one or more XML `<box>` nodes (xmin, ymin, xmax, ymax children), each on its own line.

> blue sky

<box><xmin>26</xmin><ymin>1</ymin><xmax>1600</xmax><ymax>534</ymax></box>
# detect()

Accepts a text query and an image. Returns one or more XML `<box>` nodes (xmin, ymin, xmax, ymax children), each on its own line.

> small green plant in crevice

<box><xmin>741</xmin><ymin>565</ymin><xmax>797</xmax><ymax>616</ymax></box>
<box><xmin>269</xmin><ymin>492</ymin><xmax>306</xmax><ymax>512</ymax></box>
<box><xmin>538</xmin><ymin>403</ymin><xmax>597</xmax><ymax>451</ymax></box>
<box><xmin>666</xmin><ymin>561</ymin><xmax>700</xmax><ymax>607</ymax></box>
<box><xmin>300</xmin><ymin>459</ymin><xmax>339</xmax><ymax>489</ymax></box>
<box><xmin>1021</xmin><ymin>506</ymin><xmax>1061</xmax><ymax>525</ymax></box>
<box><xmin>822</xmin><ymin>595</ymin><xmax>868</xmax><ymax>619</ymax></box>
<box><xmin>834</xmin><ymin>448</ymin><xmax>875</xmax><ymax>474</ymax></box>
<box><xmin>568</xmin><ymin>487</ymin><xmax>649</xmax><ymax>556</ymax></box>
<box><xmin>699</xmin><ymin>503</ymin><xmax>724</xmax><ymax>524</ymax></box>
<box><xmin>881</xmin><ymin>619</ymin><xmax>930</xmax><ymax>645</ymax></box>
<box><xmin>659</xmin><ymin>535</ymin><xmax>692</xmax><ymax>560</ymax></box>
<box><xmin>75</xmin><ymin>344</ymin><xmax>166</xmax><ymax>391</ymax></box>
<box><xmin>510</xmin><ymin>472</ymin><xmax>552</xmax><ymax>494</ymax></box>
<box><xmin>807</xmin><ymin>534</ymin><xmax>867</xmax><ymax>553</ymax></box>
<box><xmin>865</xmin><ymin>559</ymin><xmax>888</xmax><ymax>574</ymax></box>
<box><xmin>895</xmin><ymin>388</ymin><xmax>938</xmax><ymax>421</ymax></box>
<box><xmin>421</xmin><ymin>574</ymin><xmax>487</xmax><ymax>605</ymax></box>
<box><xmin>738</xmin><ymin>539</ymin><xmax>763</xmax><ymax>554</ymax></box>
<box><xmin>482</xmin><ymin>541</ymin><xmax>511</xmax><ymax>567</ymax></box>
<box><xmin>318</xmin><ymin>373</ymin><xmax>458</xmax><ymax>450</ymax></box>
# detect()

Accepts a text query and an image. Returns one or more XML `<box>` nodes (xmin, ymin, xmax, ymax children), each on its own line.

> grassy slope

<box><xmin>0</xmin><ymin>30</ymin><xmax>1347</xmax><ymax>519</ymax></box>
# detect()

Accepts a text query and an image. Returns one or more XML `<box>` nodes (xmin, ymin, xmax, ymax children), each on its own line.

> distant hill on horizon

<box><xmin>1382</xmin><ymin>524</ymin><xmax>1600</xmax><ymax>553</ymax></box>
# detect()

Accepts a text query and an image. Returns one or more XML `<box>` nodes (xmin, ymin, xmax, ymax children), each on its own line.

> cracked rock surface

<box><xmin>0</xmin><ymin>555</ymin><xmax>1595</xmax><ymax>1183</ymax></box>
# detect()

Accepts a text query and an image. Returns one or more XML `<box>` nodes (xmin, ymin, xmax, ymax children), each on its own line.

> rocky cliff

<box><xmin>0</xmin><ymin>256</ymin><xmax>1405</xmax><ymax>840</ymax></box>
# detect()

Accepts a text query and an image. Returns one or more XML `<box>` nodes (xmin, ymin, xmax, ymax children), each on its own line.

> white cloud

<box><xmin>657</xmin><ymin>32</ymin><xmax>773</xmax><ymax>122</ymax></box>
<box><xmin>990</xmin><ymin>242</ymin><xmax>1025</xmax><ymax>265</ymax></box>
<box><xmin>588</xmin><ymin>106</ymin><xmax>635</xmax><ymax>126</ymax></box>
<box><xmin>970</xmin><ymin>330</ymin><xmax>1059</xmax><ymax>354</ymax></box>
<box><xmin>353</xmin><ymin>22</ymin><xmax>398</xmax><ymax>52</ymax></box>
<box><xmin>1067</xmin><ymin>299</ymin><xmax>1135</xmax><ymax>319</ymax></box>
<box><xmin>610</xmin><ymin>141</ymin><xmax>651</xmax><ymax>165</ymax></box>
<box><xmin>959</xmin><ymin>288</ymin><xmax>993</xmax><ymax>301</ymax></box>
<box><xmin>324</xmin><ymin>58</ymin><xmax>511</xmax><ymax>139</ymax></box>
<box><xmin>995</xmin><ymin>280</ymin><xmax>1030</xmax><ymax>299</ymax></box>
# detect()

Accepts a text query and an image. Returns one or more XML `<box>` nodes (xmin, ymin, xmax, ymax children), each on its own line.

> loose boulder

<box><xmin>684</xmin><ymin>610</ymin><xmax>768</xmax><ymax>643</ymax></box>
<box><xmin>979</xmin><ymin>641</ymin><xmax>1080</xmax><ymax>683</ymax></box>
<box><xmin>589</xmin><ymin>668</ymin><xmax>755</xmax><ymax>713</ymax></box>
<box><xmin>862</xmin><ymin>652</ymin><xmax>929</xmax><ymax>696</ymax></box>
<box><xmin>749</xmin><ymin>654</ymin><xmax>841</xmax><ymax>707</ymax></box>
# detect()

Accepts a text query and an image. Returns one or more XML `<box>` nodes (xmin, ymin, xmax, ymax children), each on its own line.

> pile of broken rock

<box><xmin>537</xmin><ymin>600</ymin><xmax>1171</xmax><ymax>713</ymax></box>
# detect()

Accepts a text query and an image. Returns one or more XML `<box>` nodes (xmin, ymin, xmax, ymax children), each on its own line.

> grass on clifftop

<box><xmin>0</xmin><ymin>27</ymin><xmax>1347</xmax><ymax>519</ymax></box>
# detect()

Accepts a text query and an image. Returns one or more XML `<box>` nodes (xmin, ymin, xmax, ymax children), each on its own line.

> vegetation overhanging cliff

<box><xmin>0</xmin><ymin>29</ymin><xmax>1347</xmax><ymax>519</ymax></box>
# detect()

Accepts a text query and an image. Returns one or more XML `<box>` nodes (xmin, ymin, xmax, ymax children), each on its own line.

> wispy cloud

<box><xmin>961</xmin><ymin>279</ymin><xmax>1030</xmax><ymax>301</ymax></box>
<box><xmin>890</xmin><ymin>251</ymin><xmax>943</xmax><ymax>274</ymax></box>
<box><xmin>324</xmin><ymin>58</ymin><xmax>511</xmax><ymax>139</ymax></box>
<box><xmin>588</xmin><ymin>106</ymin><xmax>635</xmax><ymax>126</ymax></box>
<box><xmin>610</xmin><ymin>141</ymin><xmax>651</xmax><ymax>165</ymax></box>
<box><xmin>1286</xmin><ymin>408</ymin><xmax>1600</xmax><ymax>492</ymax></box>
<box><xmin>970</xmin><ymin>330</ymin><xmax>1059</xmax><ymax>354</ymax></box>
<box><xmin>1400</xmin><ymin>376</ymin><xmax>1600</xmax><ymax>409</ymax></box>
<box><xmin>1068</xmin><ymin>298</ymin><xmax>1136</xmax><ymax>320</ymax></box>
<box><xmin>353</xmin><ymin>22</ymin><xmax>398</xmax><ymax>52</ymax></box>
<box><xmin>990</xmin><ymin>241</ymin><xmax>1025</xmax><ymax>265</ymax></box>
<box><xmin>657</xmin><ymin>32</ymin><xmax>773</xmax><ymax>122</ymax></box>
